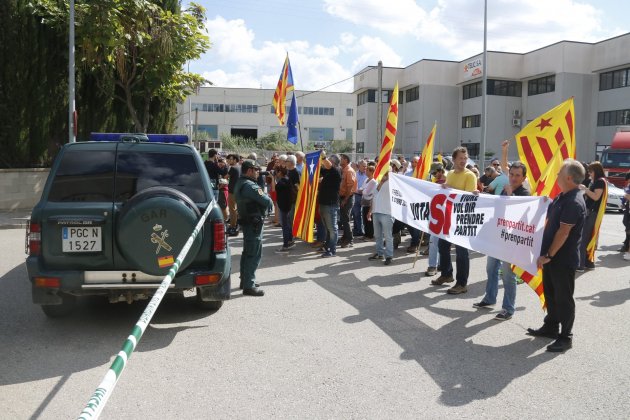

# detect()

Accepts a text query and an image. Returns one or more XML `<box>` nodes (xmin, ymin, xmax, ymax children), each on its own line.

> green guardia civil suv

<box><xmin>25</xmin><ymin>133</ymin><xmax>231</xmax><ymax>317</ymax></box>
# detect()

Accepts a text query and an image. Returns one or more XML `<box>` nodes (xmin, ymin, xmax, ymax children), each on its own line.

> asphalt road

<box><xmin>0</xmin><ymin>213</ymin><xmax>629</xmax><ymax>419</ymax></box>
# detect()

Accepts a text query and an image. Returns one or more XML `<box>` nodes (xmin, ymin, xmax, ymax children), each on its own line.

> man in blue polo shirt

<box><xmin>528</xmin><ymin>159</ymin><xmax>586</xmax><ymax>353</ymax></box>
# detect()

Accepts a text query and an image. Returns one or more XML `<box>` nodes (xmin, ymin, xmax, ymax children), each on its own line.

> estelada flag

<box><xmin>292</xmin><ymin>150</ymin><xmax>322</xmax><ymax>242</ymax></box>
<box><xmin>516</xmin><ymin>97</ymin><xmax>575</xmax><ymax>192</ymax></box>
<box><xmin>413</xmin><ymin>123</ymin><xmax>437</xmax><ymax>180</ymax></box>
<box><xmin>272</xmin><ymin>54</ymin><xmax>295</xmax><ymax>125</ymax></box>
<box><xmin>373</xmin><ymin>82</ymin><xmax>399</xmax><ymax>182</ymax></box>
<box><xmin>511</xmin><ymin>141</ymin><xmax>566</xmax><ymax>309</ymax></box>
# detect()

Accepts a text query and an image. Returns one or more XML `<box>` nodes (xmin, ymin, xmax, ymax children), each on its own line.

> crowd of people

<box><xmin>203</xmin><ymin>144</ymin><xmax>630</xmax><ymax>353</ymax></box>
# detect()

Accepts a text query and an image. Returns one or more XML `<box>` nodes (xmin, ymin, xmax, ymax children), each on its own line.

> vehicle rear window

<box><xmin>48</xmin><ymin>150</ymin><xmax>116</xmax><ymax>202</ymax></box>
<box><xmin>115</xmin><ymin>152</ymin><xmax>207</xmax><ymax>202</ymax></box>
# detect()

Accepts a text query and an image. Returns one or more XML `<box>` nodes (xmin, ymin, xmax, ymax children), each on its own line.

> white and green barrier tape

<box><xmin>78</xmin><ymin>204</ymin><xmax>214</xmax><ymax>420</ymax></box>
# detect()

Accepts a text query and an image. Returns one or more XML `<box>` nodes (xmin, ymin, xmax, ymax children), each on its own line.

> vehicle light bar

<box><xmin>89</xmin><ymin>133</ymin><xmax>189</xmax><ymax>144</ymax></box>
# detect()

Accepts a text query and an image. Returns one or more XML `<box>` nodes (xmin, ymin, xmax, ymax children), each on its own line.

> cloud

<box><xmin>195</xmin><ymin>16</ymin><xmax>401</xmax><ymax>92</ymax></box>
<box><xmin>324</xmin><ymin>0</ymin><xmax>623</xmax><ymax>59</ymax></box>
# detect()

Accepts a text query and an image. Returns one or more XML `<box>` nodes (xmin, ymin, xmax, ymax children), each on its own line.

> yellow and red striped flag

<box><xmin>292</xmin><ymin>150</ymin><xmax>322</xmax><ymax>242</ymax></box>
<box><xmin>587</xmin><ymin>181</ymin><xmax>608</xmax><ymax>264</ymax></box>
<box><xmin>516</xmin><ymin>97</ymin><xmax>575</xmax><ymax>192</ymax></box>
<box><xmin>373</xmin><ymin>82</ymin><xmax>399</xmax><ymax>182</ymax></box>
<box><xmin>272</xmin><ymin>54</ymin><xmax>295</xmax><ymax>126</ymax></box>
<box><xmin>533</xmin><ymin>140</ymin><xmax>566</xmax><ymax>198</ymax></box>
<box><xmin>413</xmin><ymin>123</ymin><xmax>437</xmax><ymax>180</ymax></box>
<box><xmin>513</xmin><ymin>121</ymin><xmax>575</xmax><ymax>308</ymax></box>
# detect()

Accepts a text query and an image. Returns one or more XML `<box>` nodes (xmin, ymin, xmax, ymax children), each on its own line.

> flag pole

<box><xmin>298</xmin><ymin>121</ymin><xmax>304</xmax><ymax>152</ymax></box>
<box><xmin>480</xmin><ymin>0</ymin><xmax>488</xmax><ymax>166</ymax></box>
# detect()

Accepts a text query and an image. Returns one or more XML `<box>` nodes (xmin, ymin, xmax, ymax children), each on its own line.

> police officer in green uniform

<box><xmin>235</xmin><ymin>159</ymin><xmax>273</xmax><ymax>296</ymax></box>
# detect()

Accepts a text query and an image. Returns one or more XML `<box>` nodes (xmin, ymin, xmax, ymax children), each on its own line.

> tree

<box><xmin>32</xmin><ymin>0</ymin><xmax>210</xmax><ymax>133</ymax></box>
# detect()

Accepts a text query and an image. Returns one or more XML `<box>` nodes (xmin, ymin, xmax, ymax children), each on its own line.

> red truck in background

<box><xmin>601</xmin><ymin>128</ymin><xmax>630</xmax><ymax>187</ymax></box>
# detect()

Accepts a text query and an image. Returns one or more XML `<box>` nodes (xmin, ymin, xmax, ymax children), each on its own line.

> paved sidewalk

<box><xmin>0</xmin><ymin>209</ymin><xmax>31</xmax><ymax>229</ymax></box>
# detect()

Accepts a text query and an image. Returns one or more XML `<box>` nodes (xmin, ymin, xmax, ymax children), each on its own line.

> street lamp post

<box><xmin>68</xmin><ymin>0</ymin><xmax>76</xmax><ymax>143</ymax></box>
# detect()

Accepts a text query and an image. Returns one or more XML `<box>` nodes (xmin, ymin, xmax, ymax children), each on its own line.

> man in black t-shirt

<box><xmin>528</xmin><ymin>159</ymin><xmax>586</xmax><ymax>353</ymax></box>
<box><xmin>318</xmin><ymin>154</ymin><xmax>342</xmax><ymax>257</ymax></box>
<box><xmin>205</xmin><ymin>149</ymin><xmax>228</xmax><ymax>190</ymax></box>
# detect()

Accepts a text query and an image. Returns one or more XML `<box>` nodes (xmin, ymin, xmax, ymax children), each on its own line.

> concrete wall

<box><xmin>0</xmin><ymin>169</ymin><xmax>49</xmax><ymax>210</ymax></box>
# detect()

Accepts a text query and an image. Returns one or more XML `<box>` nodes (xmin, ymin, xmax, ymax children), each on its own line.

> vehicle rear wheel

<box><xmin>195</xmin><ymin>289</ymin><xmax>224</xmax><ymax>311</ymax></box>
<box><xmin>41</xmin><ymin>293</ymin><xmax>77</xmax><ymax>318</ymax></box>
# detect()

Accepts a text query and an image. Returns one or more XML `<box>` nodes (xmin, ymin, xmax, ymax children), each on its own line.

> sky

<box><xmin>187</xmin><ymin>0</ymin><xmax>627</xmax><ymax>93</ymax></box>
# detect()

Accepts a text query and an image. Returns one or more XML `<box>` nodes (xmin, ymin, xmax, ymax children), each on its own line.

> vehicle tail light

<box><xmin>213</xmin><ymin>220</ymin><xmax>226</xmax><ymax>252</ymax></box>
<box><xmin>34</xmin><ymin>277</ymin><xmax>60</xmax><ymax>288</ymax></box>
<box><xmin>195</xmin><ymin>274</ymin><xmax>221</xmax><ymax>285</ymax></box>
<box><xmin>26</xmin><ymin>221</ymin><xmax>41</xmax><ymax>256</ymax></box>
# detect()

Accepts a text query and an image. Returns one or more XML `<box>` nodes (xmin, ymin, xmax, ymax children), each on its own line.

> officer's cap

<box><xmin>241</xmin><ymin>159</ymin><xmax>260</xmax><ymax>172</ymax></box>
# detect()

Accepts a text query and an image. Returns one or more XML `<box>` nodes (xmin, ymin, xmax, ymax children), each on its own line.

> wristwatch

<box><xmin>545</xmin><ymin>253</ymin><xmax>554</xmax><ymax>260</ymax></box>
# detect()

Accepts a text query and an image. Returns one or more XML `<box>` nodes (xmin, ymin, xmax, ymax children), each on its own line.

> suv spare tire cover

<box><xmin>117</xmin><ymin>187</ymin><xmax>203</xmax><ymax>276</ymax></box>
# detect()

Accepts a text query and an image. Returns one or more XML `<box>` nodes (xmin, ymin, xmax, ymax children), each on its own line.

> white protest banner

<box><xmin>389</xmin><ymin>174</ymin><xmax>550</xmax><ymax>273</ymax></box>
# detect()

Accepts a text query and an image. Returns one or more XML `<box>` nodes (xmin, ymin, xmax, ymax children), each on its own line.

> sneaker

<box><xmin>472</xmin><ymin>301</ymin><xmax>493</xmax><ymax>309</ymax></box>
<box><xmin>584</xmin><ymin>262</ymin><xmax>595</xmax><ymax>270</ymax></box>
<box><xmin>576</xmin><ymin>267</ymin><xmax>585</xmax><ymax>273</ymax></box>
<box><xmin>425</xmin><ymin>266</ymin><xmax>438</xmax><ymax>276</ymax></box>
<box><xmin>275</xmin><ymin>247</ymin><xmax>290</xmax><ymax>253</ymax></box>
<box><xmin>624</xmin><ymin>253</ymin><xmax>630</xmax><ymax>261</ymax></box>
<box><xmin>321</xmin><ymin>251</ymin><xmax>335</xmax><ymax>258</ymax></box>
<box><xmin>494</xmin><ymin>309</ymin><xmax>512</xmax><ymax>321</ymax></box>
<box><xmin>384</xmin><ymin>257</ymin><xmax>392</xmax><ymax>265</ymax></box>
<box><xmin>340</xmin><ymin>241</ymin><xmax>354</xmax><ymax>248</ymax></box>
<box><xmin>286</xmin><ymin>241</ymin><xmax>296</xmax><ymax>249</ymax></box>
<box><xmin>431</xmin><ymin>275</ymin><xmax>454</xmax><ymax>286</ymax></box>
<box><xmin>368</xmin><ymin>253</ymin><xmax>384</xmax><ymax>260</ymax></box>
<box><xmin>406</xmin><ymin>245</ymin><xmax>418</xmax><ymax>254</ymax></box>
<box><xmin>446</xmin><ymin>284</ymin><xmax>468</xmax><ymax>294</ymax></box>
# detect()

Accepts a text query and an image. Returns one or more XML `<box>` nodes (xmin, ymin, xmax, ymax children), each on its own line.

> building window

<box><xmin>192</xmin><ymin>103</ymin><xmax>223</xmax><ymax>112</ymax></box>
<box><xmin>487</xmin><ymin>79</ymin><xmax>522</xmax><ymax>97</ymax></box>
<box><xmin>197</xmin><ymin>125</ymin><xmax>218</xmax><ymax>139</ymax></box>
<box><xmin>599</xmin><ymin>67</ymin><xmax>630</xmax><ymax>91</ymax></box>
<box><xmin>346</xmin><ymin>108</ymin><xmax>353</xmax><ymax>117</ymax></box>
<box><xmin>225</xmin><ymin>104</ymin><xmax>258</xmax><ymax>113</ymax></box>
<box><xmin>308</xmin><ymin>127</ymin><xmax>334</xmax><ymax>141</ymax></box>
<box><xmin>597</xmin><ymin>109</ymin><xmax>630</xmax><ymax>126</ymax></box>
<box><xmin>462</xmin><ymin>114</ymin><xmax>481</xmax><ymax>128</ymax></box>
<box><xmin>463</xmin><ymin>143</ymin><xmax>480</xmax><ymax>160</ymax></box>
<box><xmin>357</xmin><ymin>119</ymin><xmax>365</xmax><ymax>130</ymax></box>
<box><xmin>302</xmin><ymin>106</ymin><xmax>335</xmax><ymax>116</ymax></box>
<box><xmin>356</xmin><ymin>142</ymin><xmax>364</xmax><ymax>153</ymax></box>
<box><xmin>405</xmin><ymin>86</ymin><xmax>419</xmax><ymax>103</ymax></box>
<box><xmin>462</xmin><ymin>81</ymin><xmax>483</xmax><ymax>100</ymax></box>
<box><xmin>345</xmin><ymin>128</ymin><xmax>353</xmax><ymax>141</ymax></box>
<box><xmin>528</xmin><ymin>75</ymin><xmax>555</xmax><ymax>96</ymax></box>
<box><xmin>357</xmin><ymin>89</ymin><xmax>379</xmax><ymax>106</ymax></box>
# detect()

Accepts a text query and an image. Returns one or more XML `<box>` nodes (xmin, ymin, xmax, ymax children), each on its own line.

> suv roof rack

<box><xmin>89</xmin><ymin>133</ymin><xmax>189</xmax><ymax>144</ymax></box>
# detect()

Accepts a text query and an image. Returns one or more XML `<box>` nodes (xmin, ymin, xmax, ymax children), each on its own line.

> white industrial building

<box><xmin>178</xmin><ymin>32</ymin><xmax>630</xmax><ymax>162</ymax></box>
<box><xmin>176</xmin><ymin>87</ymin><xmax>355</xmax><ymax>150</ymax></box>
<box><xmin>354</xmin><ymin>32</ymin><xmax>630</xmax><ymax>162</ymax></box>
